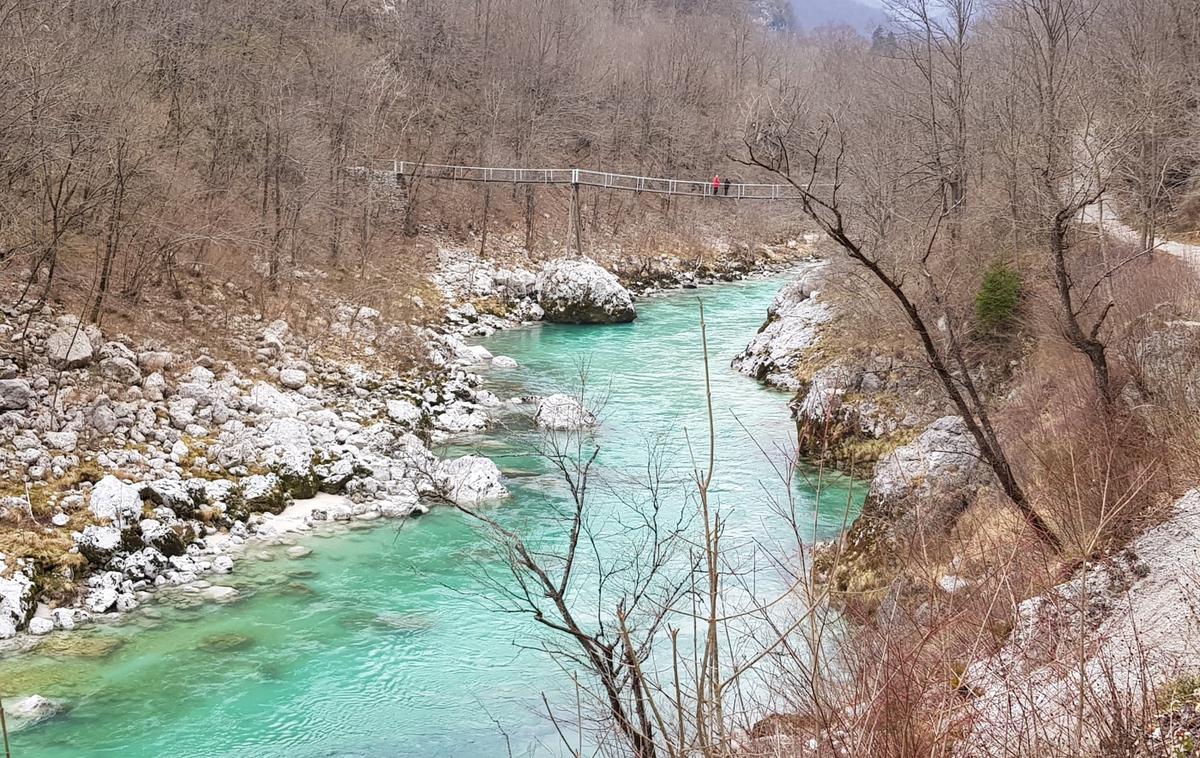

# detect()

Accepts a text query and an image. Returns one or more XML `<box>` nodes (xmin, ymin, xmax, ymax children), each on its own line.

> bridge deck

<box><xmin>359</xmin><ymin>160</ymin><xmax>806</xmax><ymax>201</ymax></box>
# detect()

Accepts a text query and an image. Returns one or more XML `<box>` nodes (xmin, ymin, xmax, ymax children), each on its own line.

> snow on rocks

<box><xmin>732</xmin><ymin>266</ymin><xmax>831</xmax><ymax>390</ymax></box>
<box><xmin>537</xmin><ymin>258</ymin><xmax>637</xmax><ymax>324</ymax></box>
<box><xmin>534</xmin><ymin>394</ymin><xmax>596</xmax><ymax>430</ymax></box>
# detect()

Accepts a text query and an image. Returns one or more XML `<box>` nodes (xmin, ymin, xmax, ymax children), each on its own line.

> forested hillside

<box><xmin>0</xmin><ymin>0</ymin><xmax>815</xmax><ymax>333</ymax></box>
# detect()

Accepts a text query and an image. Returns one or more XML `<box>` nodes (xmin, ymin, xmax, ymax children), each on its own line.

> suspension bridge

<box><xmin>360</xmin><ymin>160</ymin><xmax>809</xmax><ymax>201</ymax></box>
<box><xmin>355</xmin><ymin>159</ymin><xmax>810</xmax><ymax>255</ymax></box>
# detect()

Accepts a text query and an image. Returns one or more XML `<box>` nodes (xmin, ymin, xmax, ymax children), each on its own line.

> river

<box><xmin>0</xmin><ymin>273</ymin><xmax>862</xmax><ymax>757</ymax></box>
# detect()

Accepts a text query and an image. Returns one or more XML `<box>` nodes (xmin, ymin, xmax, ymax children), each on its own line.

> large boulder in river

<box><xmin>437</xmin><ymin>455</ymin><xmax>508</xmax><ymax>505</ymax></box>
<box><xmin>537</xmin><ymin>258</ymin><xmax>636</xmax><ymax>324</ymax></box>
<box><xmin>2</xmin><ymin>695</ymin><xmax>64</xmax><ymax>731</ymax></box>
<box><xmin>534</xmin><ymin>394</ymin><xmax>596</xmax><ymax>430</ymax></box>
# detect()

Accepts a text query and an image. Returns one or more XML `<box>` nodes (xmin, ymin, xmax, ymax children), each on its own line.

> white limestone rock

<box><xmin>27</xmin><ymin>616</ymin><xmax>54</xmax><ymax>635</ymax></box>
<box><xmin>44</xmin><ymin>431</ymin><xmax>78</xmax><ymax>452</ymax></box>
<box><xmin>46</xmin><ymin>328</ymin><xmax>94</xmax><ymax>369</ymax></box>
<box><xmin>279</xmin><ymin>368</ymin><xmax>308</xmax><ymax>389</ymax></box>
<box><xmin>248</xmin><ymin>382</ymin><xmax>301</xmax><ymax>418</ymax></box>
<box><xmin>137</xmin><ymin>350</ymin><xmax>174</xmax><ymax>373</ymax></box>
<box><xmin>458</xmin><ymin>344</ymin><xmax>493</xmax><ymax>364</ymax></box>
<box><xmin>75</xmin><ymin>525</ymin><xmax>123</xmax><ymax>565</ymax></box>
<box><xmin>534</xmin><ymin>394</ymin><xmax>596</xmax><ymax>430</ymax></box>
<box><xmin>732</xmin><ymin>269</ymin><xmax>831</xmax><ymax>391</ymax></box>
<box><xmin>386</xmin><ymin>398</ymin><xmax>422</xmax><ymax>427</ymax></box>
<box><xmin>0</xmin><ymin>379</ymin><xmax>33</xmax><ymax>410</ymax></box>
<box><xmin>99</xmin><ymin>356</ymin><xmax>142</xmax><ymax>384</ymax></box>
<box><xmin>87</xmin><ymin>475</ymin><xmax>144</xmax><ymax>524</ymax></box>
<box><xmin>433</xmin><ymin>402</ymin><xmax>489</xmax><ymax>434</ymax></box>
<box><xmin>537</xmin><ymin>258</ymin><xmax>636</xmax><ymax>324</ymax></box>
<box><xmin>868</xmin><ymin>416</ymin><xmax>985</xmax><ymax>507</ymax></box>
<box><xmin>491</xmin><ymin>355</ymin><xmax>519</xmax><ymax>369</ymax></box>
<box><xmin>0</xmin><ymin>559</ymin><xmax>35</xmax><ymax>639</ymax></box>
<box><xmin>3</xmin><ymin>695</ymin><xmax>64</xmax><ymax>730</ymax></box>
<box><xmin>437</xmin><ymin>455</ymin><xmax>508</xmax><ymax>505</ymax></box>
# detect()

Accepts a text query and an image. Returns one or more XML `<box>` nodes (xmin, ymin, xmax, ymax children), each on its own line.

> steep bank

<box><xmin>731</xmin><ymin>259</ymin><xmax>950</xmax><ymax>476</ymax></box>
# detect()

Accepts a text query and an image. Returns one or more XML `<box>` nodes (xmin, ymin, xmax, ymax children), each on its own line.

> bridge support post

<box><xmin>568</xmin><ymin>178</ymin><xmax>583</xmax><ymax>257</ymax></box>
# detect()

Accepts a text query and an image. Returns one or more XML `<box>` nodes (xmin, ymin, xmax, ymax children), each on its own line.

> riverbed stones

<box><xmin>534</xmin><ymin>394</ymin><xmax>596</xmax><ymax>430</ymax></box>
<box><xmin>88</xmin><ymin>475</ymin><xmax>144</xmax><ymax>523</ymax></box>
<box><xmin>75</xmin><ymin>525</ymin><xmax>123</xmax><ymax>565</ymax></box>
<box><xmin>46</xmin><ymin>328</ymin><xmax>94</xmax><ymax>369</ymax></box>
<box><xmin>459</xmin><ymin>344</ymin><xmax>493</xmax><ymax>364</ymax></box>
<box><xmin>386</xmin><ymin>398</ymin><xmax>422</xmax><ymax>427</ymax></box>
<box><xmin>491</xmin><ymin>355</ymin><xmax>518</xmax><ymax>369</ymax></box>
<box><xmin>240</xmin><ymin>473</ymin><xmax>290</xmax><ymax>514</ymax></box>
<box><xmin>433</xmin><ymin>402</ymin><xmax>489</xmax><ymax>434</ymax></box>
<box><xmin>0</xmin><ymin>558</ymin><xmax>35</xmax><ymax>639</ymax></box>
<box><xmin>141</xmin><ymin>479</ymin><xmax>199</xmax><ymax>517</ymax></box>
<box><xmin>0</xmin><ymin>378</ymin><xmax>33</xmax><ymax>410</ymax></box>
<box><xmin>139</xmin><ymin>519</ymin><xmax>187</xmax><ymax>557</ymax></box>
<box><xmin>279</xmin><ymin>368</ymin><xmax>308</xmax><ymax>389</ymax></box>
<box><xmin>536</xmin><ymin>258</ymin><xmax>636</xmax><ymax>324</ymax></box>
<box><xmin>28</xmin><ymin>616</ymin><xmax>54</xmax><ymax>635</ymax></box>
<box><xmin>121</xmin><ymin>547</ymin><xmax>169</xmax><ymax>581</ymax></box>
<box><xmin>3</xmin><ymin>694</ymin><xmax>63</xmax><ymax>730</ymax></box>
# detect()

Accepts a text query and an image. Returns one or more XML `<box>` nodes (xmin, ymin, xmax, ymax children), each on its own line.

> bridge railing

<box><xmin>358</xmin><ymin>160</ymin><xmax>807</xmax><ymax>200</ymax></box>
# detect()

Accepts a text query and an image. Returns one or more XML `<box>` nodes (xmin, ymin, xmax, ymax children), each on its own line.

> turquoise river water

<box><xmin>0</xmin><ymin>274</ymin><xmax>862</xmax><ymax>757</ymax></box>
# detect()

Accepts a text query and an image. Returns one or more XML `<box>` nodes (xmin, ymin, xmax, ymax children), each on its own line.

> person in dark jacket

<box><xmin>723</xmin><ymin>177</ymin><xmax>732</xmax><ymax>196</ymax></box>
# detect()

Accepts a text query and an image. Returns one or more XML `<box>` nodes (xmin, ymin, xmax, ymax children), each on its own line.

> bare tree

<box><xmin>737</xmin><ymin>113</ymin><xmax>1062</xmax><ymax>549</ymax></box>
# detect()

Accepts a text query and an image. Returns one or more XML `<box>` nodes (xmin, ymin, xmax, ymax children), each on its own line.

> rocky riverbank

<box><xmin>731</xmin><ymin>260</ymin><xmax>951</xmax><ymax>475</ymax></box>
<box><xmin>734</xmin><ymin>249</ymin><xmax>1200</xmax><ymax>754</ymax></box>
<box><xmin>0</xmin><ymin>240</ymin><xmax>808</xmax><ymax>652</ymax></box>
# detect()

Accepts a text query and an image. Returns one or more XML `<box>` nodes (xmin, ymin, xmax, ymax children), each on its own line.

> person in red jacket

<box><xmin>712</xmin><ymin>174</ymin><xmax>721</xmax><ymax>196</ymax></box>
